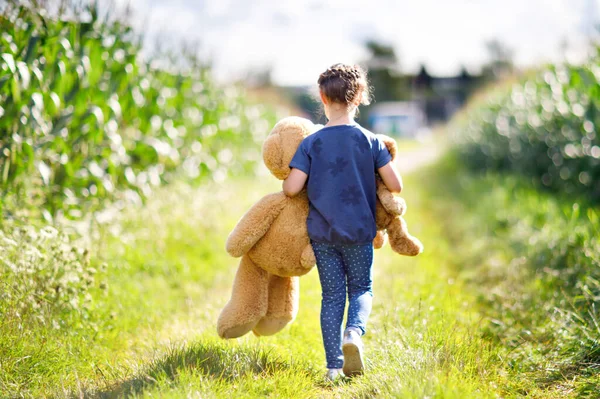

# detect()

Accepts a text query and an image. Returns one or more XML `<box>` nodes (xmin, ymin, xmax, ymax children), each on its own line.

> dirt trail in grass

<box><xmin>83</xmin><ymin>140</ymin><xmax>507</xmax><ymax>399</ymax></box>
<box><xmin>396</xmin><ymin>141</ymin><xmax>443</xmax><ymax>173</ymax></box>
<box><xmin>72</xmin><ymin>139</ymin><xmax>590</xmax><ymax>399</ymax></box>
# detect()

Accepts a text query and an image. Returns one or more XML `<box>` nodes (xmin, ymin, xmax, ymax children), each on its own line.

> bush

<box><xmin>453</xmin><ymin>49</ymin><xmax>600</xmax><ymax>201</ymax></box>
<box><xmin>0</xmin><ymin>0</ymin><xmax>281</xmax><ymax>356</ymax></box>
<box><xmin>420</xmin><ymin>155</ymin><xmax>600</xmax><ymax>393</ymax></box>
<box><xmin>0</xmin><ymin>1</ymin><xmax>277</xmax><ymax>218</ymax></box>
<box><xmin>0</xmin><ymin>222</ymin><xmax>103</xmax><ymax>330</ymax></box>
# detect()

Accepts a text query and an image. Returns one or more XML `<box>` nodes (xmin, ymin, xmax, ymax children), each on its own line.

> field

<box><xmin>3</xmin><ymin>140</ymin><xmax>597</xmax><ymax>398</ymax></box>
<box><xmin>2</xmin><ymin>2</ymin><xmax>600</xmax><ymax>398</ymax></box>
<box><xmin>2</xmin><ymin>143</ymin><xmax>504</xmax><ymax>398</ymax></box>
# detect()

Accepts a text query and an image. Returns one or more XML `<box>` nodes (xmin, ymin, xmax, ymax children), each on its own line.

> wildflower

<box><xmin>2</xmin><ymin>237</ymin><xmax>17</xmax><ymax>247</ymax></box>
<box><xmin>40</xmin><ymin>226</ymin><xmax>58</xmax><ymax>239</ymax></box>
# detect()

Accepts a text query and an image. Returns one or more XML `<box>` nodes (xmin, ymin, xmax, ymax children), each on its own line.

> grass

<box><xmin>88</xmin><ymin>175</ymin><xmax>505</xmax><ymax>398</ymax></box>
<box><xmin>0</xmin><ymin>179</ymin><xmax>267</xmax><ymax>396</ymax></box>
<box><xmin>417</xmin><ymin>153</ymin><xmax>600</xmax><ymax>398</ymax></box>
<box><xmin>4</xmin><ymin>146</ymin><xmax>597</xmax><ymax>397</ymax></box>
<box><xmin>0</xmin><ymin>153</ymin><xmax>508</xmax><ymax>398</ymax></box>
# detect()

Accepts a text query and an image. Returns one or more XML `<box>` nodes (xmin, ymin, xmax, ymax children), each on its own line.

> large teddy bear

<box><xmin>217</xmin><ymin>117</ymin><xmax>422</xmax><ymax>339</ymax></box>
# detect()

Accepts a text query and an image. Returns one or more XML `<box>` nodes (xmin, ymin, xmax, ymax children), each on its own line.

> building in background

<box><xmin>282</xmin><ymin>64</ymin><xmax>485</xmax><ymax>134</ymax></box>
<box><xmin>367</xmin><ymin>101</ymin><xmax>427</xmax><ymax>138</ymax></box>
<box><xmin>364</xmin><ymin>66</ymin><xmax>483</xmax><ymax>136</ymax></box>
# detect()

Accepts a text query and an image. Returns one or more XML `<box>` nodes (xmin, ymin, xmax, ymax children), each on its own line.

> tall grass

<box><xmin>419</xmin><ymin>154</ymin><xmax>600</xmax><ymax>396</ymax></box>
<box><xmin>0</xmin><ymin>2</ymin><xmax>281</xmax><ymax>395</ymax></box>
<box><xmin>449</xmin><ymin>47</ymin><xmax>600</xmax><ymax>394</ymax></box>
<box><xmin>0</xmin><ymin>178</ymin><xmax>264</xmax><ymax>396</ymax></box>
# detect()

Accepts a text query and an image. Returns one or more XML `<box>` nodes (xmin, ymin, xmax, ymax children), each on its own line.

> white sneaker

<box><xmin>325</xmin><ymin>368</ymin><xmax>343</xmax><ymax>381</ymax></box>
<box><xmin>342</xmin><ymin>328</ymin><xmax>364</xmax><ymax>377</ymax></box>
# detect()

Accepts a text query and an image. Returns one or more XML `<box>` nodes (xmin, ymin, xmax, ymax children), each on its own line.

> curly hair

<box><xmin>317</xmin><ymin>63</ymin><xmax>371</xmax><ymax>107</ymax></box>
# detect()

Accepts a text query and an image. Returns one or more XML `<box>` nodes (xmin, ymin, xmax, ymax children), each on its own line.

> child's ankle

<box><xmin>345</xmin><ymin>326</ymin><xmax>361</xmax><ymax>335</ymax></box>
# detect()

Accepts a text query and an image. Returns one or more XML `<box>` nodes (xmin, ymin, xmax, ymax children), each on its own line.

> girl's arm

<box><xmin>282</xmin><ymin>168</ymin><xmax>308</xmax><ymax>197</ymax></box>
<box><xmin>378</xmin><ymin>161</ymin><xmax>403</xmax><ymax>193</ymax></box>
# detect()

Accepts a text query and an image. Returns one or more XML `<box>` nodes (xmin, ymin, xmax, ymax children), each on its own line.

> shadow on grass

<box><xmin>92</xmin><ymin>339</ymin><xmax>291</xmax><ymax>398</ymax></box>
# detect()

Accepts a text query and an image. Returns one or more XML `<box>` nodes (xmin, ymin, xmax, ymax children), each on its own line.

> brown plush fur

<box><xmin>217</xmin><ymin>117</ymin><xmax>422</xmax><ymax>339</ymax></box>
<box><xmin>218</xmin><ymin>117</ymin><xmax>316</xmax><ymax>339</ymax></box>
<box><xmin>374</xmin><ymin>134</ymin><xmax>424</xmax><ymax>257</ymax></box>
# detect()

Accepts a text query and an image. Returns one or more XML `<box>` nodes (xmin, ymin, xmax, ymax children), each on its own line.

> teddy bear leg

<box><xmin>387</xmin><ymin>217</ymin><xmax>424</xmax><ymax>256</ymax></box>
<box><xmin>252</xmin><ymin>275</ymin><xmax>299</xmax><ymax>336</ymax></box>
<box><xmin>217</xmin><ymin>255</ymin><xmax>269</xmax><ymax>339</ymax></box>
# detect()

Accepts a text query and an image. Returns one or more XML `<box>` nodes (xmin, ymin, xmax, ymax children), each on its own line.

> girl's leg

<box><xmin>312</xmin><ymin>241</ymin><xmax>346</xmax><ymax>369</ymax></box>
<box><xmin>341</xmin><ymin>243</ymin><xmax>374</xmax><ymax>335</ymax></box>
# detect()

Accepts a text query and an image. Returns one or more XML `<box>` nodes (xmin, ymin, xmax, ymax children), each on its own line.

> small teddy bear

<box><xmin>373</xmin><ymin>134</ymin><xmax>424</xmax><ymax>256</ymax></box>
<box><xmin>217</xmin><ymin>117</ymin><xmax>422</xmax><ymax>339</ymax></box>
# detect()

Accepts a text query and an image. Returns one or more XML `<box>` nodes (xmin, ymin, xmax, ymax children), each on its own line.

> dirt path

<box><xmin>396</xmin><ymin>141</ymin><xmax>443</xmax><ymax>174</ymax></box>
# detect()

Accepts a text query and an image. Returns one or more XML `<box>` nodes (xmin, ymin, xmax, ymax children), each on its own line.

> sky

<box><xmin>116</xmin><ymin>0</ymin><xmax>600</xmax><ymax>86</ymax></box>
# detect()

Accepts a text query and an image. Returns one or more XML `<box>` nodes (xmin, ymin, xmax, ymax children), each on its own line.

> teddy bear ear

<box><xmin>262</xmin><ymin>133</ymin><xmax>287</xmax><ymax>180</ymax></box>
<box><xmin>263</xmin><ymin>117</ymin><xmax>316</xmax><ymax>180</ymax></box>
<box><xmin>377</xmin><ymin>134</ymin><xmax>398</xmax><ymax>161</ymax></box>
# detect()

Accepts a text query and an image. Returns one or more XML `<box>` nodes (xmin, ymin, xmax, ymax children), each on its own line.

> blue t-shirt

<box><xmin>289</xmin><ymin>123</ymin><xmax>392</xmax><ymax>245</ymax></box>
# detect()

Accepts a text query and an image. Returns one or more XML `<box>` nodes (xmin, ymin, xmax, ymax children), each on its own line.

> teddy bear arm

<box><xmin>377</xmin><ymin>134</ymin><xmax>398</xmax><ymax>161</ymax></box>
<box><xmin>226</xmin><ymin>192</ymin><xmax>288</xmax><ymax>257</ymax></box>
<box><xmin>376</xmin><ymin>180</ymin><xmax>406</xmax><ymax>216</ymax></box>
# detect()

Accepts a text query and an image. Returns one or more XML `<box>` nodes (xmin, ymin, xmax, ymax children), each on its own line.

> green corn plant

<box><xmin>452</xmin><ymin>48</ymin><xmax>600</xmax><ymax>201</ymax></box>
<box><xmin>0</xmin><ymin>1</ymin><xmax>278</xmax><ymax>218</ymax></box>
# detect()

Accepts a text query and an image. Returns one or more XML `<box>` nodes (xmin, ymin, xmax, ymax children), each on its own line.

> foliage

<box><xmin>1</xmin><ymin>176</ymin><xmax>511</xmax><ymax>398</ymax></box>
<box><xmin>0</xmin><ymin>1</ymin><xmax>277</xmax><ymax>218</ymax></box>
<box><xmin>362</xmin><ymin>40</ymin><xmax>409</xmax><ymax>102</ymax></box>
<box><xmin>419</xmin><ymin>154</ymin><xmax>600</xmax><ymax>396</ymax></box>
<box><xmin>0</xmin><ymin>222</ymin><xmax>103</xmax><ymax>330</ymax></box>
<box><xmin>481</xmin><ymin>39</ymin><xmax>514</xmax><ymax>79</ymax></box>
<box><xmin>450</xmin><ymin>40</ymin><xmax>600</xmax><ymax>393</ymax></box>
<box><xmin>0</xmin><ymin>2</ymin><xmax>280</xmax><ymax>394</ymax></box>
<box><xmin>453</xmin><ymin>48</ymin><xmax>600</xmax><ymax>201</ymax></box>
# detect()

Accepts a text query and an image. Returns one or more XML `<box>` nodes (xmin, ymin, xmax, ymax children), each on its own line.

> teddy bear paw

<box><xmin>392</xmin><ymin>235</ymin><xmax>424</xmax><ymax>256</ymax></box>
<box><xmin>387</xmin><ymin>196</ymin><xmax>407</xmax><ymax>216</ymax></box>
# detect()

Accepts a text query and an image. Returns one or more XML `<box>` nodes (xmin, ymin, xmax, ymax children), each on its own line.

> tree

<box><xmin>481</xmin><ymin>39</ymin><xmax>514</xmax><ymax>80</ymax></box>
<box><xmin>362</xmin><ymin>40</ymin><xmax>409</xmax><ymax>102</ymax></box>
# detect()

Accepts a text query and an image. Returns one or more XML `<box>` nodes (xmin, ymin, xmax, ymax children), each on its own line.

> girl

<box><xmin>282</xmin><ymin>63</ymin><xmax>403</xmax><ymax>380</ymax></box>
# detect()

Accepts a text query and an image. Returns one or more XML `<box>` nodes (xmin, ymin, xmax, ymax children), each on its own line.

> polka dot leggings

<box><xmin>312</xmin><ymin>240</ymin><xmax>374</xmax><ymax>369</ymax></box>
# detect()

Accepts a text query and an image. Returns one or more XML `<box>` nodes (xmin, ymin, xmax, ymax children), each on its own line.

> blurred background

<box><xmin>1</xmin><ymin>0</ymin><xmax>599</xmax><ymax>212</ymax></box>
<box><xmin>1</xmin><ymin>0</ymin><xmax>600</xmax><ymax>397</ymax></box>
<box><xmin>118</xmin><ymin>0</ymin><xmax>600</xmax><ymax>136</ymax></box>
<box><xmin>1</xmin><ymin>0</ymin><xmax>597</xmax><ymax>211</ymax></box>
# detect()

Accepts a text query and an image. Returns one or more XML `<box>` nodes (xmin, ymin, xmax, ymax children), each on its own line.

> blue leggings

<box><xmin>312</xmin><ymin>241</ymin><xmax>374</xmax><ymax>369</ymax></box>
